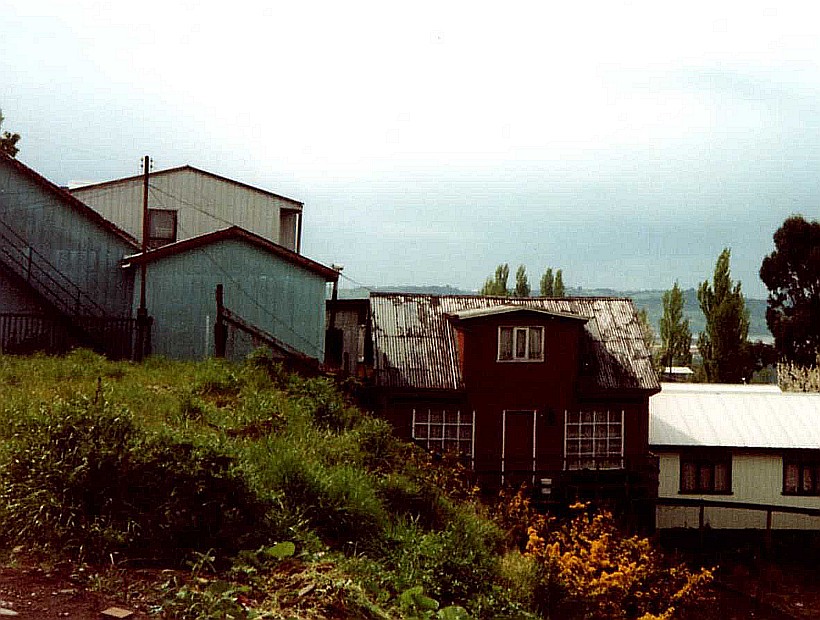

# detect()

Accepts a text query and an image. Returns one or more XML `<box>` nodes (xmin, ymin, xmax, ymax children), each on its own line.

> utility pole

<box><xmin>135</xmin><ymin>155</ymin><xmax>150</xmax><ymax>361</ymax></box>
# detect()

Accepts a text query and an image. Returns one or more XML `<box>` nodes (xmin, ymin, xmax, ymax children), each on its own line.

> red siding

<box><xmin>379</xmin><ymin>311</ymin><xmax>652</xmax><ymax>486</ymax></box>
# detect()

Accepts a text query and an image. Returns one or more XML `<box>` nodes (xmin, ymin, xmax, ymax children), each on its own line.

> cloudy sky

<box><xmin>2</xmin><ymin>1</ymin><xmax>820</xmax><ymax>297</ymax></box>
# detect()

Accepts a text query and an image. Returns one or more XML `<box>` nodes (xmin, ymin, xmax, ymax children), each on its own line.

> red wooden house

<box><xmin>358</xmin><ymin>293</ymin><xmax>660</xmax><ymax>507</ymax></box>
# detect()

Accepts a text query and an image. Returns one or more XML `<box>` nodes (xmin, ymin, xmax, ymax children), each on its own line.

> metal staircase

<box><xmin>0</xmin><ymin>217</ymin><xmax>134</xmax><ymax>358</ymax></box>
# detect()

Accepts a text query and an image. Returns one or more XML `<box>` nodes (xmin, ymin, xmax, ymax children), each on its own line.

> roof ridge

<box><xmin>0</xmin><ymin>153</ymin><xmax>139</xmax><ymax>249</ymax></box>
<box><xmin>70</xmin><ymin>164</ymin><xmax>303</xmax><ymax>207</ymax></box>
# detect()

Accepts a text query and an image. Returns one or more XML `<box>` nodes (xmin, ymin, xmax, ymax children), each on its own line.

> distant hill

<box><xmin>337</xmin><ymin>285</ymin><xmax>771</xmax><ymax>340</ymax></box>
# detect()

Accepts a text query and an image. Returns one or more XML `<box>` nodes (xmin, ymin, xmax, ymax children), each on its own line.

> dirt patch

<box><xmin>0</xmin><ymin>564</ymin><xmax>151</xmax><ymax>619</ymax></box>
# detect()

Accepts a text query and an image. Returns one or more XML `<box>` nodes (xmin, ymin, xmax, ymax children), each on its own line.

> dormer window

<box><xmin>498</xmin><ymin>326</ymin><xmax>544</xmax><ymax>362</ymax></box>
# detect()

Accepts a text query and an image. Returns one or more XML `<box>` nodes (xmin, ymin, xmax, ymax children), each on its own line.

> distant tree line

<box><xmin>480</xmin><ymin>264</ymin><xmax>565</xmax><ymax>297</ymax></box>
<box><xmin>480</xmin><ymin>214</ymin><xmax>820</xmax><ymax>384</ymax></box>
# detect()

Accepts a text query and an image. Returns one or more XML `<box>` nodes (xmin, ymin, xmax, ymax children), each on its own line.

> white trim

<box><xmin>564</xmin><ymin>409</ymin><xmax>625</xmax><ymax>470</ymax></box>
<box><xmin>411</xmin><ymin>408</ymin><xmax>474</xmax><ymax>463</ymax></box>
<box><xmin>497</xmin><ymin>326</ymin><xmax>545</xmax><ymax>362</ymax></box>
<box><xmin>502</xmin><ymin>409</ymin><xmax>538</xmax><ymax>486</ymax></box>
<box><xmin>532</xmin><ymin>409</ymin><xmax>538</xmax><ymax>483</ymax></box>
<box><xmin>501</xmin><ymin>410</ymin><xmax>507</xmax><ymax>487</ymax></box>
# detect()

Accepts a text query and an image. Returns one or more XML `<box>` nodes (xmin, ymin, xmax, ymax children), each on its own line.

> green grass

<box><xmin>0</xmin><ymin>350</ymin><xmax>529</xmax><ymax>618</ymax></box>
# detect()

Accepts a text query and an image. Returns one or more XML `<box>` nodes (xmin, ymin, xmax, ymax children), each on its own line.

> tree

<box><xmin>539</xmin><ymin>268</ymin><xmax>554</xmax><ymax>297</ymax></box>
<box><xmin>760</xmin><ymin>215</ymin><xmax>820</xmax><ymax>367</ymax></box>
<box><xmin>697</xmin><ymin>249</ymin><xmax>750</xmax><ymax>383</ymax></box>
<box><xmin>636</xmin><ymin>308</ymin><xmax>656</xmax><ymax>356</ymax></box>
<box><xmin>513</xmin><ymin>265</ymin><xmax>530</xmax><ymax>297</ymax></box>
<box><xmin>480</xmin><ymin>264</ymin><xmax>510</xmax><ymax>296</ymax></box>
<box><xmin>553</xmin><ymin>269</ymin><xmax>565</xmax><ymax>297</ymax></box>
<box><xmin>659</xmin><ymin>282</ymin><xmax>692</xmax><ymax>371</ymax></box>
<box><xmin>0</xmin><ymin>110</ymin><xmax>20</xmax><ymax>158</ymax></box>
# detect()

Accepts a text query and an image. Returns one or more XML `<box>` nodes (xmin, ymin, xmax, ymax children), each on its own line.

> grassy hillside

<box><xmin>0</xmin><ymin>351</ymin><xmax>712</xmax><ymax>619</ymax></box>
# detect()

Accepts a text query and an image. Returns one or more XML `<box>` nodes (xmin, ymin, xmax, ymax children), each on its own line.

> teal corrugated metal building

<box><xmin>0</xmin><ymin>154</ymin><xmax>337</xmax><ymax>363</ymax></box>
<box><xmin>125</xmin><ymin>227</ymin><xmax>337</xmax><ymax>360</ymax></box>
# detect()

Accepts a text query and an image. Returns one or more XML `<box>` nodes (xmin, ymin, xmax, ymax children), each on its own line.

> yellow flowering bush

<box><xmin>525</xmin><ymin>503</ymin><xmax>712</xmax><ymax>620</ymax></box>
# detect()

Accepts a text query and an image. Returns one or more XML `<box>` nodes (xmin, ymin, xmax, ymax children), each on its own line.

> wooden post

<box><xmin>135</xmin><ymin>155</ymin><xmax>151</xmax><ymax>362</ymax></box>
<box><xmin>214</xmin><ymin>284</ymin><xmax>227</xmax><ymax>358</ymax></box>
<box><xmin>765</xmin><ymin>509</ymin><xmax>773</xmax><ymax>556</ymax></box>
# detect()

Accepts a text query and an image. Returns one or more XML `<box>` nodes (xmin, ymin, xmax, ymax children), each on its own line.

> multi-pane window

<box><xmin>564</xmin><ymin>410</ymin><xmax>624</xmax><ymax>470</ymax></box>
<box><xmin>783</xmin><ymin>458</ymin><xmax>820</xmax><ymax>495</ymax></box>
<box><xmin>148</xmin><ymin>209</ymin><xmax>178</xmax><ymax>248</ymax></box>
<box><xmin>680</xmin><ymin>453</ymin><xmax>732</xmax><ymax>494</ymax></box>
<box><xmin>412</xmin><ymin>409</ymin><xmax>474</xmax><ymax>464</ymax></box>
<box><xmin>498</xmin><ymin>326</ymin><xmax>544</xmax><ymax>361</ymax></box>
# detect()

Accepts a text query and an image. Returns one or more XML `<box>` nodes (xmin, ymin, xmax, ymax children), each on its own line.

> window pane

<box><xmin>803</xmin><ymin>465</ymin><xmax>814</xmax><ymax>494</ymax></box>
<box><xmin>699</xmin><ymin>464</ymin><xmax>713</xmax><ymax>491</ymax></box>
<box><xmin>149</xmin><ymin>209</ymin><xmax>176</xmax><ymax>241</ymax></box>
<box><xmin>528</xmin><ymin>328</ymin><xmax>543</xmax><ymax>359</ymax></box>
<box><xmin>682</xmin><ymin>462</ymin><xmax>697</xmax><ymax>492</ymax></box>
<box><xmin>515</xmin><ymin>328</ymin><xmax>527</xmax><ymax>358</ymax></box>
<box><xmin>714</xmin><ymin>463</ymin><xmax>729</xmax><ymax>492</ymax></box>
<box><xmin>499</xmin><ymin>328</ymin><xmax>513</xmax><ymax>360</ymax></box>
<box><xmin>784</xmin><ymin>463</ymin><xmax>799</xmax><ymax>493</ymax></box>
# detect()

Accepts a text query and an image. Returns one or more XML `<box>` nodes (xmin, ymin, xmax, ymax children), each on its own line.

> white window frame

<box><xmin>563</xmin><ymin>410</ymin><xmax>625</xmax><ymax>470</ymax></box>
<box><xmin>411</xmin><ymin>409</ymin><xmax>475</xmax><ymax>468</ymax></box>
<box><xmin>497</xmin><ymin>326</ymin><xmax>544</xmax><ymax>362</ymax></box>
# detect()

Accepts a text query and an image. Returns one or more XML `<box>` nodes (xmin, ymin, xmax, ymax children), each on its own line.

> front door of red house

<box><xmin>502</xmin><ymin>410</ymin><xmax>536</xmax><ymax>488</ymax></box>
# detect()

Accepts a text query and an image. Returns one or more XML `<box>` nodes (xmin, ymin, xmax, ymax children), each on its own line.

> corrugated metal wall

<box><xmin>0</xmin><ymin>159</ymin><xmax>135</xmax><ymax>317</ymax></box>
<box><xmin>134</xmin><ymin>238</ymin><xmax>327</xmax><ymax>360</ymax></box>
<box><xmin>657</xmin><ymin>452</ymin><xmax>820</xmax><ymax>530</ymax></box>
<box><xmin>74</xmin><ymin>168</ymin><xmax>301</xmax><ymax>250</ymax></box>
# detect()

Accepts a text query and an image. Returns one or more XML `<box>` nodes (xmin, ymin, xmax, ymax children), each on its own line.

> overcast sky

<box><xmin>3</xmin><ymin>1</ymin><xmax>820</xmax><ymax>297</ymax></box>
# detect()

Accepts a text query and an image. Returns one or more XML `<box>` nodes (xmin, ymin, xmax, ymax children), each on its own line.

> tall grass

<box><xmin>0</xmin><ymin>350</ymin><xmax>524</xmax><ymax>611</ymax></box>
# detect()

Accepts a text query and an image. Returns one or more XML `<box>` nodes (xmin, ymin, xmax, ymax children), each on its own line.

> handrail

<box><xmin>656</xmin><ymin>496</ymin><xmax>820</xmax><ymax>518</ymax></box>
<box><xmin>0</xmin><ymin>217</ymin><xmax>109</xmax><ymax>319</ymax></box>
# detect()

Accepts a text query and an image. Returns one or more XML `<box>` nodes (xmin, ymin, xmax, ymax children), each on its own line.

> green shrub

<box><xmin>289</xmin><ymin>376</ymin><xmax>359</xmax><ymax>431</ymax></box>
<box><xmin>254</xmin><ymin>442</ymin><xmax>387</xmax><ymax>551</ymax></box>
<box><xmin>384</xmin><ymin>508</ymin><xmax>504</xmax><ymax>607</ymax></box>
<box><xmin>378</xmin><ymin>474</ymin><xmax>446</xmax><ymax>530</ymax></box>
<box><xmin>0</xmin><ymin>395</ymin><xmax>268</xmax><ymax>562</ymax></box>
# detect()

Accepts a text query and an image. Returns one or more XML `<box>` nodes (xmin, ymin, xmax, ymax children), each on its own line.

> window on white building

<box><xmin>680</xmin><ymin>452</ymin><xmax>732</xmax><ymax>494</ymax></box>
<box><xmin>783</xmin><ymin>457</ymin><xmax>820</xmax><ymax>495</ymax></box>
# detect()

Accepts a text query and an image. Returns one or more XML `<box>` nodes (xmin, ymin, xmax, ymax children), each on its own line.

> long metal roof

<box><xmin>370</xmin><ymin>293</ymin><xmax>659</xmax><ymax>393</ymax></box>
<box><xmin>650</xmin><ymin>382</ymin><xmax>820</xmax><ymax>449</ymax></box>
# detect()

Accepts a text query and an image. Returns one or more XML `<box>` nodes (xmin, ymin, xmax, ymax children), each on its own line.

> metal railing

<box><xmin>0</xmin><ymin>313</ymin><xmax>137</xmax><ymax>359</ymax></box>
<box><xmin>0</xmin><ymin>217</ymin><xmax>110</xmax><ymax>320</ymax></box>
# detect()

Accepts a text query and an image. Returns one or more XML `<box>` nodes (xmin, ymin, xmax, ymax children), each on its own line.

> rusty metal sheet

<box><xmin>370</xmin><ymin>293</ymin><xmax>659</xmax><ymax>392</ymax></box>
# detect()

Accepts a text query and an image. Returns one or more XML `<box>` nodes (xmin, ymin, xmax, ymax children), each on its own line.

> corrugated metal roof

<box><xmin>370</xmin><ymin>294</ymin><xmax>659</xmax><ymax>393</ymax></box>
<box><xmin>0</xmin><ymin>153</ymin><xmax>139</xmax><ymax>248</ymax></box>
<box><xmin>122</xmin><ymin>226</ymin><xmax>338</xmax><ymax>281</ymax></box>
<box><xmin>650</xmin><ymin>383</ymin><xmax>820</xmax><ymax>449</ymax></box>
<box><xmin>71</xmin><ymin>165</ymin><xmax>304</xmax><ymax>208</ymax></box>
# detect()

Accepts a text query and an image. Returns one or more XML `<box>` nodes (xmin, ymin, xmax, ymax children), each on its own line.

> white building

<box><xmin>651</xmin><ymin>382</ymin><xmax>820</xmax><ymax>530</ymax></box>
<box><xmin>71</xmin><ymin>166</ymin><xmax>303</xmax><ymax>252</ymax></box>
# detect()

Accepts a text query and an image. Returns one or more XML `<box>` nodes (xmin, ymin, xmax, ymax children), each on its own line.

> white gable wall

<box><xmin>73</xmin><ymin>168</ymin><xmax>301</xmax><ymax>250</ymax></box>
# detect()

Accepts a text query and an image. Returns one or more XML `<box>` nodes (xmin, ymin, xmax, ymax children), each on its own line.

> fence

<box><xmin>0</xmin><ymin>313</ymin><xmax>138</xmax><ymax>360</ymax></box>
